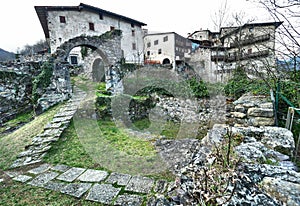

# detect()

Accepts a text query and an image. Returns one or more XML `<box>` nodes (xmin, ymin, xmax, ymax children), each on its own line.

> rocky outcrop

<box><xmin>171</xmin><ymin>124</ymin><xmax>299</xmax><ymax>206</ymax></box>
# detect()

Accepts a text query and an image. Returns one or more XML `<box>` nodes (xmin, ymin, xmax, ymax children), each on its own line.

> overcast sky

<box><xmin>0</xmin><ymin>0</ymin><xmax>271</xmax><ymax>53</ymax></box>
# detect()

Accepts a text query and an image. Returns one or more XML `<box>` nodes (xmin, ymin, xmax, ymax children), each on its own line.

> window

<box><xmin>132</xmin><ymin>43</ymin><xmax>136</xmax><ymax>50</ymax></box>
<box><xmin>131</xmin><ymin>23</ymin><xmax>134</xmax><ymax>28</ymax></box>
<box><xmin>154</xmin><ymin>40</ymin><xmax>158</xmax><ymax>45</ymax></box>
<box><xmin>158</xmin><ymin>49</ymin><xmax>162</xmax><ymax>54</ymax></box>
<box><xmin>132</xmin><ymin>30</ymin><xmax>135</xmax><ymax>37</ymax></box>
<box><xmin>163</xmin><ymin>36</ymin><xmax>168</xmax><ymax>42</ymax></box>
<box><xmin>147</xmin><ymin>51</ymin><xmax>150</xmax><ymax>56</ymax></box>
<box><xmin>249</xmin><ymin>27</ymin><xmax>254</xmax><ymax>32</ymax></box>
<box><xmin>147</xmin><ymin>42</ymin><xmax>151</xmax><ymax>48</ymax></box>
<box><xmin>248</xmin><ymin>48</ymin><xmax>252</xmax><ymax>54</ymax></box>
<box><xmin>70</xmin><ymin>56</ymin><xmax>78</xmax><ymax>65</ymax></box>
<box><xmin>89</xmin><ymin>22</ymin><xmax>95</xmax><ymax>31</ymax></box>
<box><xmin>59</xmin><ymin>16</ymin><xmax>66</xmax><ymax>23</ymax></box>
<box><xmin>110</xmin><ymin>26</ymin><xmax>115</xmax><ymax>31</ymax></box>
<box><xmin>99</xmin><ymin>13</ymin><xmax>103</xmax><ymax>20</ymax></box>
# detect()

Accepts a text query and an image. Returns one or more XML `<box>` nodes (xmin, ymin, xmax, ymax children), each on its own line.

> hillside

<box><xmin>0</xmin><ymin>48</ymin><xmax>15</xmax><ymax>61</ymax></box>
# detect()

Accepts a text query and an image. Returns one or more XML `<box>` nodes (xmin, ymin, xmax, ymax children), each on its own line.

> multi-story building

<box><xmin>144</xmin><ymin>32</ymin><xmax>192</xmax><ymax>69</ymax></box>
<box><xmin>35</xmin><ymin>3</ymin><xmax>146</xmax><ymax>64</ymax></box>
<box><xmin>188</xmin><ymin>22</ymin><xmax>282</xmax><ymax>82</ymax></box>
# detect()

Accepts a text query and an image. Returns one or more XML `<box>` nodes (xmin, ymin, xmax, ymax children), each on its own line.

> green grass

<box><xmin>0</xmin><ymin>111</ymin><xmax>34</xmax><ymax>135</ymax></box>
<box><xmin>161</xmin><ymin>121</ymin><xmax>180</xmax><ymax>138</ymax></box>
<box><xmin>43</xmin><ymin>121</ymin><xmax>97</xmax><ymax>169</ymax></box>
<box><xmin>0</xmin><ymin>181</ymin><xmax>103</xmax><ymax>206</ymax></box>
<box><xmin>98</xmin><ymin>120</ymin><xmax>157</xmax><ymax>157</ymax></box>
<box><xmin>0</xmin><ymin>104</ymin><xmax>63</xmax><ymax>170</ymax></box>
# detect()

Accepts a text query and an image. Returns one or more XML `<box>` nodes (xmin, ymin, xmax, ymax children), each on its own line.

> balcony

<box><xmin>225</xmin><ymin>50</ymin><xmax>270</xmax><ymax>62</ymax></box>
<box><xmin>211</xmin><ymin>55</ymin><xmax>226</xmax><ymax>62</ymax></box>
<box><xmin>230</xmin><ymin>34</ymin><xmax>271</xmax><ymax>48</ymax></box>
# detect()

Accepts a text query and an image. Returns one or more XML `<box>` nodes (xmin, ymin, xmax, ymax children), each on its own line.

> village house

<box><xmin>187</xmin><ymin>22</ymin><xmax>282</xmax><ymax>82</ymax></box>
<box><xmin>35</xmin><ymin>3</ymin><xmax>146</xmax><ymax>64</ymax></box>
<box><xmin>143</xmin><ymin>32</ymin><xmax>192</xmax><ymax>70</ymax></box>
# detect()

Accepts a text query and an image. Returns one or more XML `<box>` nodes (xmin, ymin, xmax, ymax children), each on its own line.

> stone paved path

<box><xmin>10</xmin><ymin>87</ymin><xmax>86</xmax><ymax>168</ymax></box>
<box><xmin>5</xmin><ymin>86</ymin><xmax>180</xmax><ymax>205</ymax></box>
<box><xmin>7</xmin><ymin>163</ymin><xmax>174</xmax><ymax>205</ymax></box>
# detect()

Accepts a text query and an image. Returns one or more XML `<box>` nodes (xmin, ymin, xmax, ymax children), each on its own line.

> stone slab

<box><xmin>56</xmin><ymin>167</ymin><xmax>86</xmax><ymax>182</ymax></box>
<box><xmin>106</xmin><ymin>172</ymin><xmax>131</xmax><ymax>186</ymax></box>
<box><xmin>77</xmin><ymin>169</ymin><xmax>108</xmax><ymax>182</ymax></box>
<box><xmin>51</xmin><ymin>164</ymin><xmax>70</xmax><ymax>173</ymax></box>
<box><xmin>86</xmin><ymin>183</ymin><xmax>121</xmax><ymax>204</ymax></box>
<box><xmin>60</xmin><ymin>183</ymin><xmax>92</xmax><ymax>198</ymax></box>
<box><xmin>4</xmin><ymin>171</ymin><xmax>20</xmax><ymax>178</ymax></box>
<box><xmin>27</xmin><ymin>171</ymin><xmax>59</xmax><ymax>187</ymax></box>
<box><xmin>43</xmin><ymin>181</ymin><xmax>67</xmax><ymax>192</ymax></box>
<box><xmin>125</xmin><ymin>176</ymin><xmax>154</xmax><ymax>194</ymax></box>
<box><xmin>154</xmin><ymin>180</ymin><xmax>168</xmax><ymax>193</ymax></box>
<box><xmin>28</xmin><ymin>163</ymin><xmax>51</xmax><ymax>175</ymax></box>
<box><xmin>114</xmin><ymin>194</ymin><xmax>143</xmax><ymax>206</ymax></box>
<box><xmin>13</xmin><ymin>175</ymin><xmax>32</xmax><ymax>183</ymax></box>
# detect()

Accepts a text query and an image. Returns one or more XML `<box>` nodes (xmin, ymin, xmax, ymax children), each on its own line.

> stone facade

<box><xmin>187</xmin><ymin>22</ymin><xmax>282</xmax><ymax>83</ymax></box>
<box><xmin>35</xmin><ymin>3</ymin><xmax>146</xmax><ymax>64</ymax></box>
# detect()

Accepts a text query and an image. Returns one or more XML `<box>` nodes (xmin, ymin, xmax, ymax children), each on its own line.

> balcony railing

<box><xmin>230</xmin><ymin>34</ymin><xmax>271</xmax><ymax>48</ymax></box>
<box><xmin>211</xmin><ymin>50</ymin><xmax>271</xmax><ymax>62</ymax></box>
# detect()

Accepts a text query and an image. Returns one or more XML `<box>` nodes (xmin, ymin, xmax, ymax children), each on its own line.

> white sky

<box><xmin>0</xmin><ymin>0</ymin><xmax>271</xmax><ymax>53</ymax></box>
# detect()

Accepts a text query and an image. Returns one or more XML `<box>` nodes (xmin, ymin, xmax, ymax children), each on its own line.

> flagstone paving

<box><xmin>8</xmin><ymin>163</ymin><xmax>174</xmax><ymax>205</ymax></box>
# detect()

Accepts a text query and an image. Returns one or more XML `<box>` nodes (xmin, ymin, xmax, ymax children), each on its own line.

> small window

<box><xmin>99</xmin><ymin>13</ymin><xmax>103</xmax><ymax>20</ymax></box>
<box><xmin>248</xmin><ymin>48</ymin><xmax>252</xmax><ymax>54</ymax></box>
<box><xmin>147</xmin><ymin>51</ymin><xmax>150</xmax><ymax>56</ymax></box>
<box><xmin>154</xmin><ymin>40</ymin><xmax>158</xmax><ymax>45</ymax></box>
<box><xmin>158</xmin><ymin>49</ymin><xmax>162</xmax><ymax>54</ymax></box>
<box><xmin>249</xmin><ymin>27</ymin><xmax>254</xmax><ymax>32</ymax></box>
<box><xmin>147</xmin><ymin>42</ymin><xmax>151</xmax><ymax>48</ymax></box>
<box><xmin>59</xmin><ymin>16</ymin><xmax>66</xmax><ymax>23</ymax></box>
<box><xmin>132</xmin><ymin>43</ymin><xmax>136</xmax><ymax>50</ymax></box>
<box><xmin>110</xmin><ymin>26</ymin><xmax>115</xmax><ymax>31</ymax></box>
<box><xmin>131</xmin><ymin>23</ymin><xmax>134</xmax><ymax>28</ymax></box>
<box><xmin>163</xmin><ymin>36</ymin><xmax>168</xmax><ymax>42</ymax></box>
<box><xmin>89</xmin><ymin>22</ymin><xmax>95</xmax><ymax>31</ymax></box>
<box><xmin>70</xmin><ymin>56</ymin><xmax>78</xmax><ymax>65</ymax></box>
<box><xmin>132</xmin><ymin>30</ymin><xmax>135</xmax><ymax>37</ymax></box>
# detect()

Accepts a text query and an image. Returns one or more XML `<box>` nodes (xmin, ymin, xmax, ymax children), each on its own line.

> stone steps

<box><xmin>10</xmin><ymin>87</ymin><xmax>86</xmax><ymax>169</ymax></box>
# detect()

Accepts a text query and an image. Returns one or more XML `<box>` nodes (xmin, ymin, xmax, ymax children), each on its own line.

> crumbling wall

<box><xmin>228</xmin><ymin>92</ymin><xmax>275</xmax><ymax>126</ymax></box>
<box><xmin>0</xmin><ymin>65</ymin><xmax>37</xmax><ymax>125</ymax></box>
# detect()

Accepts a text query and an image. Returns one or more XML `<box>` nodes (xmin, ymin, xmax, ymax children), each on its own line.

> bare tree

<box><xmin>211</xmin><ymin>0</ymin><xmax>230</xmax><ymax>31</ymax></box>
<box><xmin>20</xmin><ymin>39</ymin><xmax>49</xmax><ymax>56</ymax></box>
<box><xmin>252</xmin><ymin>0</ymin><xmax>300</xmax><ymax>79</ymax></box>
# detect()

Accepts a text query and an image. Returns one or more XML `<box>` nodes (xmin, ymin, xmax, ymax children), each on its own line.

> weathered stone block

<box><xmin>247</xmin><ymin>108</ymin><xmax>274</xmax><ymax>118</ymax></box>
<box><xmin>249</xmin><ymin>117</ymin><xmax>274</xmax><ymax>126</ymax></box>
<box><xmin>231</xmin><ymin>111</ymin><xmax>247</xmax><ymax>119</ymax></box>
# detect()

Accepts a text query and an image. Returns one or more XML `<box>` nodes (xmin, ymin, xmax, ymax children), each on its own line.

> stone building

<box><xmin>35</xmin><ymin>3</ymin><xmax>146</xmax><ymax>64</ymax></box>
<box><xmin>143</xmin><ymin>32</ymin><xmax>192</xmax><ymax>69</ymax></box>
<box><xmin>187</xmin><ymin>22</ymin><xmax>282</xmax><ymax>82</ymax></box>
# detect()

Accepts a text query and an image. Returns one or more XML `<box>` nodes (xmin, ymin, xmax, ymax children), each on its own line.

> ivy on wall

<box><xmin>32</xmin><ymin>61</ymin><xmax>53</xmax><ymax>103</ymax></box>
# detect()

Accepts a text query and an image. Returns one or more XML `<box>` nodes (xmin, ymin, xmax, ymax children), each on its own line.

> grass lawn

<box><xmin>0</xmin><ymin>178</ymin><xmax>103</xmax><ymax>206</ymax></box>
<box><xmin>0</xmin><ymin>104</ymin><xmax>63</xmax><ymax>170</ymax></box>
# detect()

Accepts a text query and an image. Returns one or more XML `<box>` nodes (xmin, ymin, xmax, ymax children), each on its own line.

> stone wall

<box><xmin>227</xmin><ymin>92</ymin><xmax>275</xmax><ymax>127</ymax></box>
<box><xmin>0</xmin><ymin>63</ymin><xmax>41</xmax><ymax>125</ymax></box>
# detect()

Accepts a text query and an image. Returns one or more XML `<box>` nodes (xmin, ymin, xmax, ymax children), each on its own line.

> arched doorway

<box><xmin>92</xmin><ymin>58</ymin><xmax>106</xmax><ymax>82</ymax></box>
<box><xmin>162</xmin><ymin>58</ymin><xmax>170</xmax><ymax>64</ymax></box>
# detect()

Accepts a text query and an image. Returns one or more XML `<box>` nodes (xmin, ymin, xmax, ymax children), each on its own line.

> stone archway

<box><xmin>162</xmin><ymin>58</ymin><xmax>171</xmax><ymax>64</ymax></box>
<box><xmin>37</xmin><ymin>31</ymin><xmax>122</xmax><ymax>112</ymax></box>
<box><xmin>54</xmin><ymin>33</ymin><xmax>122</xmax><ymax>66</ymax></box>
